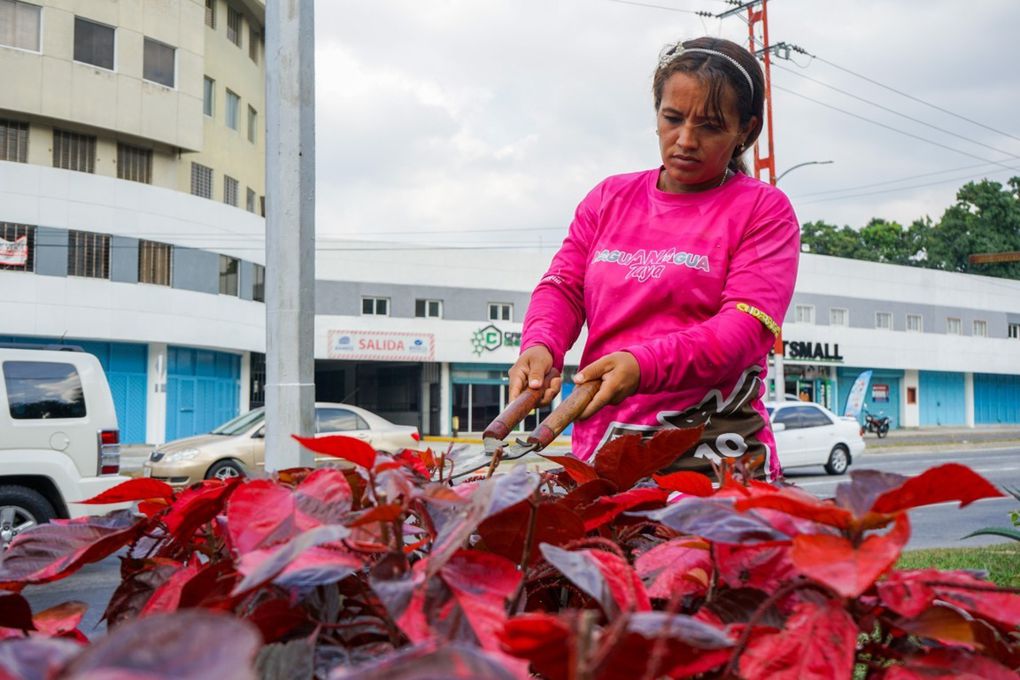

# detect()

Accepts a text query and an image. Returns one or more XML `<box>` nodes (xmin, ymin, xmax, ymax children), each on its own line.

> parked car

<box><xmin>0</xmin><ymin>344</ymin><xmax>128</xmax><ymax>548</ymax></box>
<box><xmin>143</xmin><ymin>403</ymin><xmax>421</xmax><ymax>487</ymax></box>
<box><xmin>766</xmin><ymin>401</ymin><xmax>865</xmax><ymax>475</ymax></box>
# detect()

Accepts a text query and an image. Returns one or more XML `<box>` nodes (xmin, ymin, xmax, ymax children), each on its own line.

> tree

<box><xmin>926</xmin><ymin>178</ymin><xmax>1020</xmax><ymax>279</ymax></box>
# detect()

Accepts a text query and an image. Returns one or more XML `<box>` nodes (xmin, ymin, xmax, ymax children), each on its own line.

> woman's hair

<box><xmin>653</xmin><ymin>37</ymin><xmax>765</xmax><ymax>174</ymax></box>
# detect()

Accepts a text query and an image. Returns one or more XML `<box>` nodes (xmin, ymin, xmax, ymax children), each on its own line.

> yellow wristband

<box><xmin>736</xmin><ymin>302</ymin><xmax>781</xmax><ymax>338</ymax></box>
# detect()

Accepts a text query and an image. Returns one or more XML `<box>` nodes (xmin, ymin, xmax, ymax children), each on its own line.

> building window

<box><xmin>794</xmin><ymin>304</ymin><xmax>815</xmax><ymax>324</ymax></box>
<box><xmin>248</xmin><ymin>23</ymin><xmax>259</xmax><ymax>63</ymax></box>
<box><xmin>205</xmin><ymin>0</ymin><xmax>215</xmax><ymax>28</ymax></box>
<box><xmin>227</xmin><ymin>6</ymin><xmax>242</xmax><ymax>46</ymax></box>
<box><xmin>362</xmin><ymin>296</ymin><xmax>389</xmax><ymax>316</ymax></box>
<box><xmin>225</xmin><ymin>90</ymin><xmax>240</xmax><ymax>130</ymax></box>
<box><xmin>0</xmin><ymin>0</ymin><xmax>41</xmax><ymax>52</ymax></box>
<box><xmin>875</xmin><ymin>312</ymin><xmax>893</xmax><ymax>330</ymax></box>
<box><xmin>973</xmin><ymin>319</ymin><xmax>988</xmax><ymax>337</ymax></box>
<box><xmin>246</xmin><ymin>187</ymin><xmax>256</xmax><ymax>213</ymax></box>
<box><xmin>415</xmin><ymin>299</ymin><xmax>442</xmax><ymax>319</ymax></box>
<box><xmin>52</xmin><ymin>129</ymin><xmax>96</xmax><ymax>173</ymax></box>
<box><xmin>829</xmin><ymin>308</ymin><xmax>848</xmax><ymax>326</ymax></box>
<box><xmin>73</xmin><ymin>17</ymin><xmax>115</xmax><ymax>71</ymax></box>
<box><xmin>190</xmin><ymin>162</ymin><xmax>213</xmax><ymax>198</ymax></box>
<box><xmin>116</xmin><ymin>143</ymin><xmax>152</xmax><ymax>184</ymax></box>
<box><xmin>138</xmin><ymin>240</ymin><xmax>171</xmax><ymax>286</ymax></box>
<box><xmin>488</xmin><ymin>302</ymin><xmax>512</xmax><ymax>321</ymax></box>
<box><xmin>203</xmin><ymin>76</ymin><xmax>215</xmax><ymax>116</ymax></box>
<box><xmin>219</xmin><ymin>255</ymin><xmax>239</xmax><ymax>296</ymax></box>
<box><xmin>1009</xmin><ymin>323</ymin><xmax>1020</xmax><ymax>340</ymax></box>
<box><xmin>223</xmin><ymin>175</ymin><xmax>238</xmax><ymax>206</ymax></box>
<box><xmin>0</xmin><ymin>223</ymin><xmax>34</xmax><ymax>272</ymax></box>
<box><xmin>67</xmin><ymin>230</ymin><xmax>109</xmax><ymax>279</ymax></box>
<box><xmin>946</xmin><ymin>317</ymin><xmax>962</xmax><ymax>335</ymax></box>
<box><xmin>906</xmin><ymin>314</ymin><xmax>923</xmax><ymax>333</ymax></box>
<box><xmin>247</xmin><ymin>105</ymin><xmax>257</xmax><ymax>144</ymax></box>
<box><xmin>142</xmin><ymin>37</ymin><xmax>175</xmax><ymax>88</ymax></box>
<box><xmin>0</xmin><ymin>118</ymin><xmax>28</xmax><ymax>162</ymax></box>
<box><xmin>252</xmin><ymin>264</ymin><xmax>265</xmax><ymax>302</ymax></box>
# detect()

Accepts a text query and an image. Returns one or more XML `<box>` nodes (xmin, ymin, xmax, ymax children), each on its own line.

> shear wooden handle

<box><xmin>482</xmin><ymin>387</ymin><xmax>544</xmax><ymax>443</ymax></box>
<box><xmin>527</xmin><ymin>380</ymin><xmax>602</xmax><ymax>451</ymax></box>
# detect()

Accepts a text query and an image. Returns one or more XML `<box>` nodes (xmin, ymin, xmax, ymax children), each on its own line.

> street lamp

<box><xmin>775</xmin><ymin>160</ymin><xmax>834</xmax><ymax>184</ymax></box>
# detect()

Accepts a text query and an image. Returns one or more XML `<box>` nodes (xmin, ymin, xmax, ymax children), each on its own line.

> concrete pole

<box><xmin>264</xmin><ymin>0</ymin><xmax>315</xmax><ymax>470</ymax></box>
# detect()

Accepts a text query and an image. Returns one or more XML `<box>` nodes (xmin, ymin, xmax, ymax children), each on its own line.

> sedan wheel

<box><xmin>825</xmin><ymin>446</ymin><xmax>850</xmax><ymax>476</ymax></box>
<box><xmin>206</xmin><ymin>460</ymin><xmax>245</xmax><ymax>482</ymax></box>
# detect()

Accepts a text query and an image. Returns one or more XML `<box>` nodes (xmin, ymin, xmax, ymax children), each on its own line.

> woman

<box><xmin>508</xmin><ymin>37</ymin><xmax>799</xmax><ymax>480</ymax></box>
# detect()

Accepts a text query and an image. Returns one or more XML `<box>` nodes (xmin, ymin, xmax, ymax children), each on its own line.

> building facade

<box><xmin>2</xmin><ymin>0</ymin><xmax>1019</xmax><ymax>445</ymax></box>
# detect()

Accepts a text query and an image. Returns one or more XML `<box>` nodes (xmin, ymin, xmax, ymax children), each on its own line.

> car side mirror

<box><xmin>772</xmin><ymin>422</ymin><xmax>786</xmax><ymax>433</ymax></box>
<box><xmin>252</xmin><ymin>428</ymin><xmax>265</xmax><ymax>439</ymax></box>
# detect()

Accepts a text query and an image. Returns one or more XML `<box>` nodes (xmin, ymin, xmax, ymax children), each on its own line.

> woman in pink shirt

<box><xmin>509</xmin><ymin>37</ymin><xmax>800</xmax><ymax>480</ymax></box>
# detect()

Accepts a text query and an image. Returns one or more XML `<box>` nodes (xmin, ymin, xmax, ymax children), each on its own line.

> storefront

<box><xmin>774</xmin><ymin>338</ymin><xmax>845</xmax><ymax>413</ymax></box>
<box><xmin>450</xmin><ymin>363</ymin><xmax>554</xmax><ymax>435</ymax></box>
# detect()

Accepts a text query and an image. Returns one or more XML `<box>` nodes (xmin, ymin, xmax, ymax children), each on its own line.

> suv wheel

<box><xmin>0</xmin><ymin>486</ymin><xmax>56</xmax><ymax>549</ymax></box>
<box><xmin>825</xmin><ymin>445</ymin><xmax>851</xmax><ymax>476</ymax></box>
<box><xmin>206</xmin><ymin>460</ymin><xmax>245</xmax><ymax>482</ymax></box>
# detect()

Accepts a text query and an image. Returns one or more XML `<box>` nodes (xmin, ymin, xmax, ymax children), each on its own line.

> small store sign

<box><xmin>872</xmin><ymin>383</ymin><xmax>890</xmax><ymax>403</ymax></box>
<box><xmin>328</xmin><ymin>331</ymin><xmax>435</xmax><ymax>361</ymax></box>
<box><xmin>470</xmin><ymin>324</ymin><xmax>521</xmax><ymax>356</ymax></box>
<box><xmin>0</xmin><ymin>236</ymin><xmax>28</xmax><ymax>266</ymax></box>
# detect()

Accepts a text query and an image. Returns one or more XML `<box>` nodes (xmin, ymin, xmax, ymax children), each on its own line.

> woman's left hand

<box><xmin>573</xmin><ymin>351</ymin><xmax>641</xmax><ymax>419</ymax></box>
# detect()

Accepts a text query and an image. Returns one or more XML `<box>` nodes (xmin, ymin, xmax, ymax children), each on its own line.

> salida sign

<box><xmin>328</xmin><ymin>331</ymin><xmax>435</xmax><ymax>361</ymax></box>
<box><xmin>470</xmin><ymin>324</ymin><xmax>521</xmax><ymax>357</ymax></box>
<box><xmin>781</xmin><ymin>340</ymin><xmax>844</xmax><ymax>362</ymax></box>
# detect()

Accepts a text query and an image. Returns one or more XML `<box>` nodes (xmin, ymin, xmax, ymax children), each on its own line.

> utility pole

<box><xmin>715</xmin><ymin>0</ymin><xmax>785</xmax><ymax>400</ymax></box>
<box><xmin>264</xmin><ymin>0</ymin><xmax>316</xmax><ymax>470</ymax></box>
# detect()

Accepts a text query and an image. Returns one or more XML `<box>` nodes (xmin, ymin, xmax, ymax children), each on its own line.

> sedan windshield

<box><xmin>211</xmin><ymin>408</ymin><xmax>265</xmax><ymax>435</ymax></box>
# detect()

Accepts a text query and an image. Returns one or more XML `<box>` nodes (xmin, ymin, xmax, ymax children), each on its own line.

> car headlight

<box><xmin>163</xmin><ymin>448</ymin><xmax>200</xmax><ymax>463</ymax></box>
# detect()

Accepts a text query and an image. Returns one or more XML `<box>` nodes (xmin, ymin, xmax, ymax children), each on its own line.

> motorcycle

<box><xmin>861</xmin><ymin>409</ymin><xmax>891</xmax><ymax>438</ymax></box>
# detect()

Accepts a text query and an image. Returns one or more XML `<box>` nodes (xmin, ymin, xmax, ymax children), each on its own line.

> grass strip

<box><xmin>897</xmin><ymin>543</ymin><xmax>1020</xmax><ymax>587</ymax></box>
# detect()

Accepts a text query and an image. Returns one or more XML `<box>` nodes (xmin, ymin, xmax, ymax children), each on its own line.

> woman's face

<box><xmin>656</xmin><ymin>72</ymin><xmax>754</xmax><ymax>193</ymax></box>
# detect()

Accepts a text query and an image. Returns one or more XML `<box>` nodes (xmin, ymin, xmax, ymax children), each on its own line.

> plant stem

<box><xmin>507</xmin><ymin>500</ymin><xmax>540</xmax><ymax>614</ymax></box>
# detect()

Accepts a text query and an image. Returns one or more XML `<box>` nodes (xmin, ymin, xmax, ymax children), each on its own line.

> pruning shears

<box><xmin>450</xmin><ymin>379</ymin><xmax>602</xmax><ymax>481</ymax></box>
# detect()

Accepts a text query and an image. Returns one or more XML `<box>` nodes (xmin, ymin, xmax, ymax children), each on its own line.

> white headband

<box><xmin>658</xmin><ymin>43</ymin><xmax>755</xmax><ymax>98</ymax></box>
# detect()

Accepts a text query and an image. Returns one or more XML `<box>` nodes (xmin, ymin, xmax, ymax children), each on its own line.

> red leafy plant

<box><xmin>0</xmin><ymin>429</ymin><xmax>1017</xmax><ymax>680</ymax></box>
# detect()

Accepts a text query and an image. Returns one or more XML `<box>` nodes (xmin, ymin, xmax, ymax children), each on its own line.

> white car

<box><xmin>0</xmin><ymin>344</ymin><xmax>129</xmax><ymax>547</ymax></box>
<box><xmin>144</xmin><ymin>403</ymin><xmax>421</xmax><ymax>487</ymax></box>
<box><xmin>767</xmin><ymin>401</ymin><xmax>865</xmax><ymax>475</ymax></box>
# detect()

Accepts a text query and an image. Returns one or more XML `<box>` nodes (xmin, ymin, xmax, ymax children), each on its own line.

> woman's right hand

<box><xmin>508</xmin><ymin>345</ymin><xmax>562</xmax><ymax>407</ymax></box>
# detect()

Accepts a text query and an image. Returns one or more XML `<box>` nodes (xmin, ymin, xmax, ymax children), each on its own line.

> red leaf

<box><xmin>477</xmin><ymin>501</ymin><xmax>584</xmax><ymax>564</ymax></box>
<box><xmin>77</xmin><ymin>477</ymin><xmax>175</xmax><ymax>504</ymax></box>
<box><xmin>716</xmin><ymin>543</ymin><xmax>798</xmax><ymax>594</ymax></box>
<box><xmin>878</xmin><ymin>650</ymin><xmax>1019</xmax><ymax>680</ymax></box>
<box><xmin>634</xmin><ymin>538</ymin><xmax>712</xmax><ymax>599</ymax></box>
<box><xmin>245</xmin><ymin>597</ymin><xmax>309</xmax><ymax>643</ymax></box>
<box><xmin>331</xmin><ymin>642</ymin><xmax>527</xmax><ymax>680</ymax></box>
<box><xmin>593</xmin><ymin>428</ymin><xmax>703</xmax><ymax>491</ymax></box>
<box><xmin>879</xmin><ymin>569</ymin><xmax>1020</xmax><ymax>630</ymax></box>
<box><xmin>740</xmin><ymin>600</ymin><xmax>859</xmax><ymax>680</ymax></box>
<box><xmin>226</xmin><ymin>480</ymin><xmax>297</xmax><ymax>554</ymax></box>
<box><xmin>643</xmin><ymin>497</ymin><xmax>790</xmax><ymax>544</ymax></box>
<box><xmin>441</xmin><ymin>550</ymin><xmax>522</xmax><ymax>651</ymax></box>
<box><xmin>560</xmin><ymin>478</ymin><xmax>617</xmax><ymax>512</ymax></box>
<box><xmin>870</xmin><ymin>463</ymin><xmax>1003</xmax><ymax>514</ymax></box>
<box><xmin>581</xmin><ymin>487</ymin><xmax>669</xmax><ymax>532</ymax></box>
<box><xmin>395</xmin><ymin>449</ymin><xmax>430</xmax><ymax>477</ymax></box>
<box><xmin>597</xmin><ymin>612</ymin><xmax>733</xmax><ymax>680</ymax></box>
<box><xmin>734</xmin><ymin>486</ymin><xmax>854</xmax><ymax>530</ymax></box>
<box><xmin>140</xmin><ymin>561</ymin><xmax>202</xmax><ymax>616</ymax></box>
<box><xmin>294</xmin><ymin>468</ymin><xmax>353</xmax><ymax>517</ymax></box>
<box><xmin>791</xmin><ymin>513</ymin><xmax>910</xmax><ymax>598</ymax></box>
<box><xmin>499</xmin><ymin>613</ymin><xmax>571</xmax><ymax>680</ymax></box>
<box><xmin>348</xmin><ymin>503</ymin><xmax>405</xmax><ymax>528</ymax></box>
<box><xmin>270</xmin><ymin>545</ymin><xmax>363</xmax><ymax>590</ymax></box>
<box><xmin>653</xmin><ymin>470</ymin><xmax>714</xmax><ymax>497</ymax></box>
<box><xmin>232</xmin><ymin>524</ymin><xmax>351</xmax><ymax>595</ymax></box>
<box><xmin>32</xmin><ymin>602</ymin><xmax>87</xmax><ymax>639</ymax></box>
<box><xmin>539</xmin><ymin>544</ymin><xmax>651</xmax><ymax>617</ymax></box>
<box><xmin>540</xmin><ymin>454</ymin><xmax>599</xmax><ymax>485</ymax></box>
<box><xmin>62</xmin><ymin>610</ymin><xmax>261</xmax><ymax>680</ymax></box>
<box><xmin>0</xmin><ymin>592</ymin><xmax>35</xmax><ymax>630</ymax></box>
<box><xmin>0</xmin><ymin>510</ymin><xmax>141</xmax><ymax>590</ymax></box>
<box><xmin>292</xmin><ymin>433</ymin><xmax>376</xmax><ymax>468</ymax></box>
<box><xmin>162</xmin><ymin>479</ymin><xmax>239</xmax><ymax>539</ymax></box>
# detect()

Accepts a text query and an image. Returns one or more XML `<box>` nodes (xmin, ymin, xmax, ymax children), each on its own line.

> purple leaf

<box><xmin>637</xmin><ymin>498</ymin><xmax>789</xmax><ymax>544</ymax></box>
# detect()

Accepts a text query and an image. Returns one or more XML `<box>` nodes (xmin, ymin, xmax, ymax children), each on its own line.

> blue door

<box><xmin>919</xmin><ymin>371</ymin><xmax>966</xmax><ymax>426</ymax></box>
<box><xmin>166</xmin><ymin>347</ymin><xmax>240</xmax><ymax>441</ymax></box>
<box><xmin>837</xmin><ymin>368</ymin><xmax>902</xmax><ymax>429</ymax></box>
<box><xmin>974</xmin><ymin>373</ymin><xmax>1020</xmax><ymax>424</ymax></box>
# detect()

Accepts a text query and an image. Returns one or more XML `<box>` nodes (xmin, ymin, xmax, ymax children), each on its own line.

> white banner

<box><xmin>327</xmin><ymin>330</ymin><xmax>435</xmax><ymax>361</ymax></box>
<box><xmin>0</xmin><ymin>236</ymin><xmax>28</xmax><ymax>266</ymax></box>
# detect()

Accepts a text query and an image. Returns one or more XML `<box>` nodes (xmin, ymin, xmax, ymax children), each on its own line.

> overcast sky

<box><xmin>311</xmin><ymin>0</ymin><xmax>1020</xmax><ymax>248</ymax></box>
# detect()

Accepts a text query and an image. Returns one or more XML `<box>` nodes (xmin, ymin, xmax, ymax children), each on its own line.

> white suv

<box><xmin>0</xmin><ymin>345</ymin><xmax>129</xmax><ymax>547</ymax></box>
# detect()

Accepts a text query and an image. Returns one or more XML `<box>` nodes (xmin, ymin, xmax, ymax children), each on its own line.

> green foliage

<box><xmin>896</xmin><ymin>544</ymin><xmax>1020</xmax><ymax>588</ymax></box>
<box><xmin>801</xmin><ymin>177</ymin><xmax>1020</xmax><ymax>278</ymax></box>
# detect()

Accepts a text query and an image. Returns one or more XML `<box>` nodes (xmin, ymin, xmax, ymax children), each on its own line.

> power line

<box><xmin>774</xmin><ymin>84</ymin><xmax>1020</xmax><ymax>173</ymax></box>
<box><xmin>771</xmin><ymin>62</ymin><xmax>1020</xmax><ymax>163</ymax></box>
<box><xmin>793</xmin><ymin>165</ymin><xmax>1017</xmax><ymax>206</ymax></box>
<box><xmin>807</xmin><ymin>53</ymin><xmax>1020</xmax><ymax>147</ymax></box>
<box><xmin>790</xmin><ymin>161</ymin><xmax>1002</xmax><ymax>199</ymax></box>
<box><xmin>602</xmin><ymin>0</ymin><xmax>706</xmax><ymax>14</ymax></box>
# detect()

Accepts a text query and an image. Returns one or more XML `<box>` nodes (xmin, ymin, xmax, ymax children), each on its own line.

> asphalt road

<box><xmin>18</xmin><ymin>443</ymin><xmax>1020</xmax><ymax>639</ymax></box>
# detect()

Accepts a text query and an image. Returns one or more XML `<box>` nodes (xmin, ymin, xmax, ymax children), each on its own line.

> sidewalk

<box><xmin>861</xmin><ymin>424</ymin><xmax>1020</xmax><ymax>452</ymax></box>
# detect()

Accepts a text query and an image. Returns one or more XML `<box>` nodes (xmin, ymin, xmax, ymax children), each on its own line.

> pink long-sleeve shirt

<box><xmin>521</xmin><ymin>169</ymin><xmax>800</xmax><ymax>480</ymax></box>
